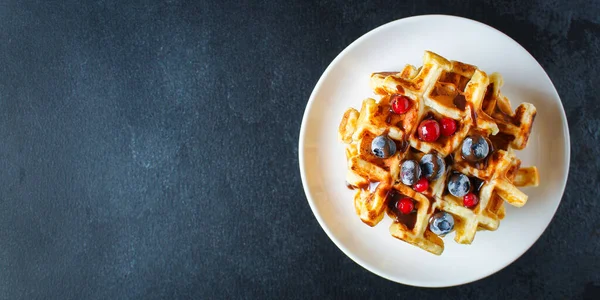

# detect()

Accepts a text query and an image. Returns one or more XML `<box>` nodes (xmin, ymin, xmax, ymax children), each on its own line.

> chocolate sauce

<box><xmin>470</xmin><ymin>177</ymin><xmax>485</xmax><ymax>194</ymax></box>
<box><xmin>488</xmin><ymin>133</ymin><xmax>514</xmax><ymax>151</ymax></box>
<box><xmin>454</xmin><ymin>94</ymin><xmax>467</xmax><ymax>110</ymax></box>
<box><xmin>385</xmin><ymin>115</ymin><xmax>392</xmax><ymax>124</ymax></box>
<box><xmin>473</xmin><ymin>154</ymin><xmax>492</xmax><ymax>169</ymax></box>
<box><xmin>345</xmin><ymin>181</ymin><xmax>356</xmax><ymax>190</ymax></box>
<box><xmin>482</xmin><ymin>84</ymin><xmax>495</xmax><ymax>114</ymax></box>
<box><xmin>457</xmin><ymin>76</ymin><xmax>470</xmax><ymax>91</ymax></box>
<box><xmin>423</xmin><ymin>112</ymin><xmax>435</xmax><ymax>120</ymax></box>
<box><xmin>434</xmin><ymin>71</ymin><xmax>469</xmax><ymax>110</ymax></box>
<box><xmin>394</xmin><ymin>140</ymin><xmax>409</xmax><ymax>153</ymax></box>
<box><xmin>426</xmin><ymin>197</ymin><xmax>436</xmax><ymax>214</ymax></box>
<box><xmin>386</xmin><ymin>190</ymin><xmax>417</xmax><ymax>230</ymax></box>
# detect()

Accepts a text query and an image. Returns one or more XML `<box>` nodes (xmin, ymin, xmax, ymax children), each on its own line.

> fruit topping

<box><xmin>429</xmin><ymin>212</ymin><xmax>455</xmax><ymax>236</ymax></box>
<box><xmin>463</xmin><ymin>193</ymin><xmax>479</xmax><ymax>208</ymax></box>
<box><xmin>371</xmin><ymin>135</ymin><xmax>397</xmax><ymax>158</ymax></box>
<box><xmin>417</xmin><ymin>119</ymin><xmax>441</xmax><ymax>142</ymax></box>
<box><xmin>400</xmin><ymin>159</ymin><xmax>421</xmax><ymax>186</ymax></box>
<box><xmin>413</xmin><ymin>178</ymin><xmax>429</xmax><ymax>193</ymax></box>
<box><xmin>447</xmin><ymin>173</ymin><xmax>471</xmax><ymax>197</ymax></box>
<box><xmin>420</xmin><ymin>153</ymin><xmax>446</xmax><ymax>180</ymax></box>
<box><xmin>440</xmin><ymin>117</ymin><xmax>457</xmax><ymax>136</ymax></box>
<box><xmin>461</xmin><ymin>134</ymin><xmax>490</xmax><ymax>162</ymax></box>
<box><xmin>391</xmin><ymin>94</ymin><xmax>412</xmax><ymax>114</ymax></box>
<box><xmin>397</xmin><ymin>197</ymin><xmax>415</xmax><ymax>214</ymax></box>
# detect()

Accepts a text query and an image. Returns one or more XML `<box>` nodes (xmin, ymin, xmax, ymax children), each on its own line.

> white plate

<box><xmin>298</xmin><ymin>15</ymin><xmax>570</xmax><ymax>287</ymax></box>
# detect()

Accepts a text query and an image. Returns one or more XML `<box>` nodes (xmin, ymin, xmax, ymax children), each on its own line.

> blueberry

<box><xmin>371</xmin><ymin>135</ymin><xmax>396</xmax><ymax>159</ymax></box>
<box><xmin>429</xmin><ymin>212</ymin><xmax>455</xmax><ymax>235</ymax></box>
<box><xmin>447</xmin><ymin>173</ymin><xmax>471</xmax><ymax>197</ymax></box>
<box><xmin>400</xmin><ymin>159</ymin><xmax>421</xmax><ymax>186</ymax></box>
<box><xmin>461</xmin><ymin>134</ymin><xmax>490</xmax><ymax>162</ymax></box>
<box><xmin>420</xmin><ymin>153</ymin><xmax>446</xmax><ymax>180</ymax></box>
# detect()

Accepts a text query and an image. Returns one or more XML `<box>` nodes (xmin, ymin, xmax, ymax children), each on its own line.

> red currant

<box><xmin>413</xmin><ymin>178</ymin><xmax>429</xmax><ymax>193</ymax></box>
<box><xmin>391</xmin><ymin>95</ymin><xmax>411</xmax><ymax>114</ymax></box>
<box><xmin>463</xmin><ymin>193</ymin><xmax>479</xmax><ymax>208</ymax></box>
<box><xmin>417</xmin><ymin>119</ymin><xmax>441</xmax><ymax>142</ymax></box>
<box><xmin>397</xmin><ymin>197</ymin><xmax>414</xmax><ymax>214</ymax></box>
<box><xmin>440</xmin><ymin>117</ymin><xmax>457</xmax><ymax>136</ymax></box>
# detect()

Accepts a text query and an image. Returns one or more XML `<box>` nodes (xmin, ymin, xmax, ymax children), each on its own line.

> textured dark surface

<box><xmin>0</xmin><ymin>0</ymin><xmax>598</xmax><ymax>299</ymax></box>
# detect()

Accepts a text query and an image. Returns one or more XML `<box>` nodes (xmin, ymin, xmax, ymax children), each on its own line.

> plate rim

<box><xmin>298</xmin><ymin>14</ymin><xmax>571</xmax><ymax>287</ymax></box>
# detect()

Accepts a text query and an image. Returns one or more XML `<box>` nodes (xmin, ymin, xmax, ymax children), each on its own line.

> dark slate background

<box><xmin>0</xmin><ymin>0</ymin><xmax>598</xmax><ymax>299</ymax></box>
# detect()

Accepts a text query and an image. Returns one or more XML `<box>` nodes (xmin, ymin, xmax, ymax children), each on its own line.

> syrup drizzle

<box><xmin>387</xmin><ymin>190</ymin><xmax>417</xmax><ymax>230</ymax></box>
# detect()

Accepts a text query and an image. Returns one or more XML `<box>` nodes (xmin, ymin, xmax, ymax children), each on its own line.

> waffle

<box><xmin>339</xmin><ymin>51</ymin><xmax>539</xmax><ymax>255</ymax></box>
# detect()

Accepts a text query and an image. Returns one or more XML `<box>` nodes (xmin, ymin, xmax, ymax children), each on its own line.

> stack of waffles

<box><xmin>338</xmin><ymin>51</ymin><xmax>539</xmax><ymax>255</ymax></box>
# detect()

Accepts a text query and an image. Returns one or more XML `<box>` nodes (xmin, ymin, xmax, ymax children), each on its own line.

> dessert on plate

<box><xmin>338</xmin><ymin>51</ymin><xmax>539</xmax><ymax>255</ymax></box>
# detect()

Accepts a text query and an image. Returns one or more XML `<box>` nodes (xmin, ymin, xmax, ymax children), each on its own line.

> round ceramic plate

<box><xmin>298</xmin><ymin>15</ymin><xmax>570</xmax><ymax>287</ymax></box>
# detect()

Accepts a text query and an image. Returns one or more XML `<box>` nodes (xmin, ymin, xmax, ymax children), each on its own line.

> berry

<box><xmin>429</xmin><ymin>212</ymin><xmax>454</xmax><ymax>236</ymax></box>
<box><xmin>400</xmin><ymin>159</ymin><xmax>421</xmax><ymax>186</ymax></box>
<box><xmin>371</xmin><ymin>135</ymin><xmax>397</xmax><ymax>158</ymax></box>
<box><xmin>440</xmin><ymin>117</ymin><xmax>457</xmax><ymax>136</ymax></box>
<box><xmin>463</xmin><ymin>193</ymin><xmax>479</xmax><ymax>208</ymax></box>
<box><xmin>397</xmin><ymin>197</ymin><xmax>414</xmax><ymax>214</ymax></box>
<box><xmin>414</xmin><ymin>178</ymin><xmax>429</xmax><ymax>192</ymax></box>
<box><xmin>417</xmin><ymin>119</ymin><xmax>441</xmax><ymax>142</ymax></box>
<box><xmin>420</xmin><ymin>153</ymin><xmax>446</xmax><ymax>181</ymax></box>
<box><xmin>447</xmin><ymin>173</ymin><xmax>471</xmax><ymax>197</ymax></box>
<box><xmin>461</xmin><ymin>134</ymin><xmax>490</xmax><ymax>162</ymax></box>
<box><xmin>391</xmin><ymin>94</ymin><xmax>411</xmax><ymax>114</ymax></box>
